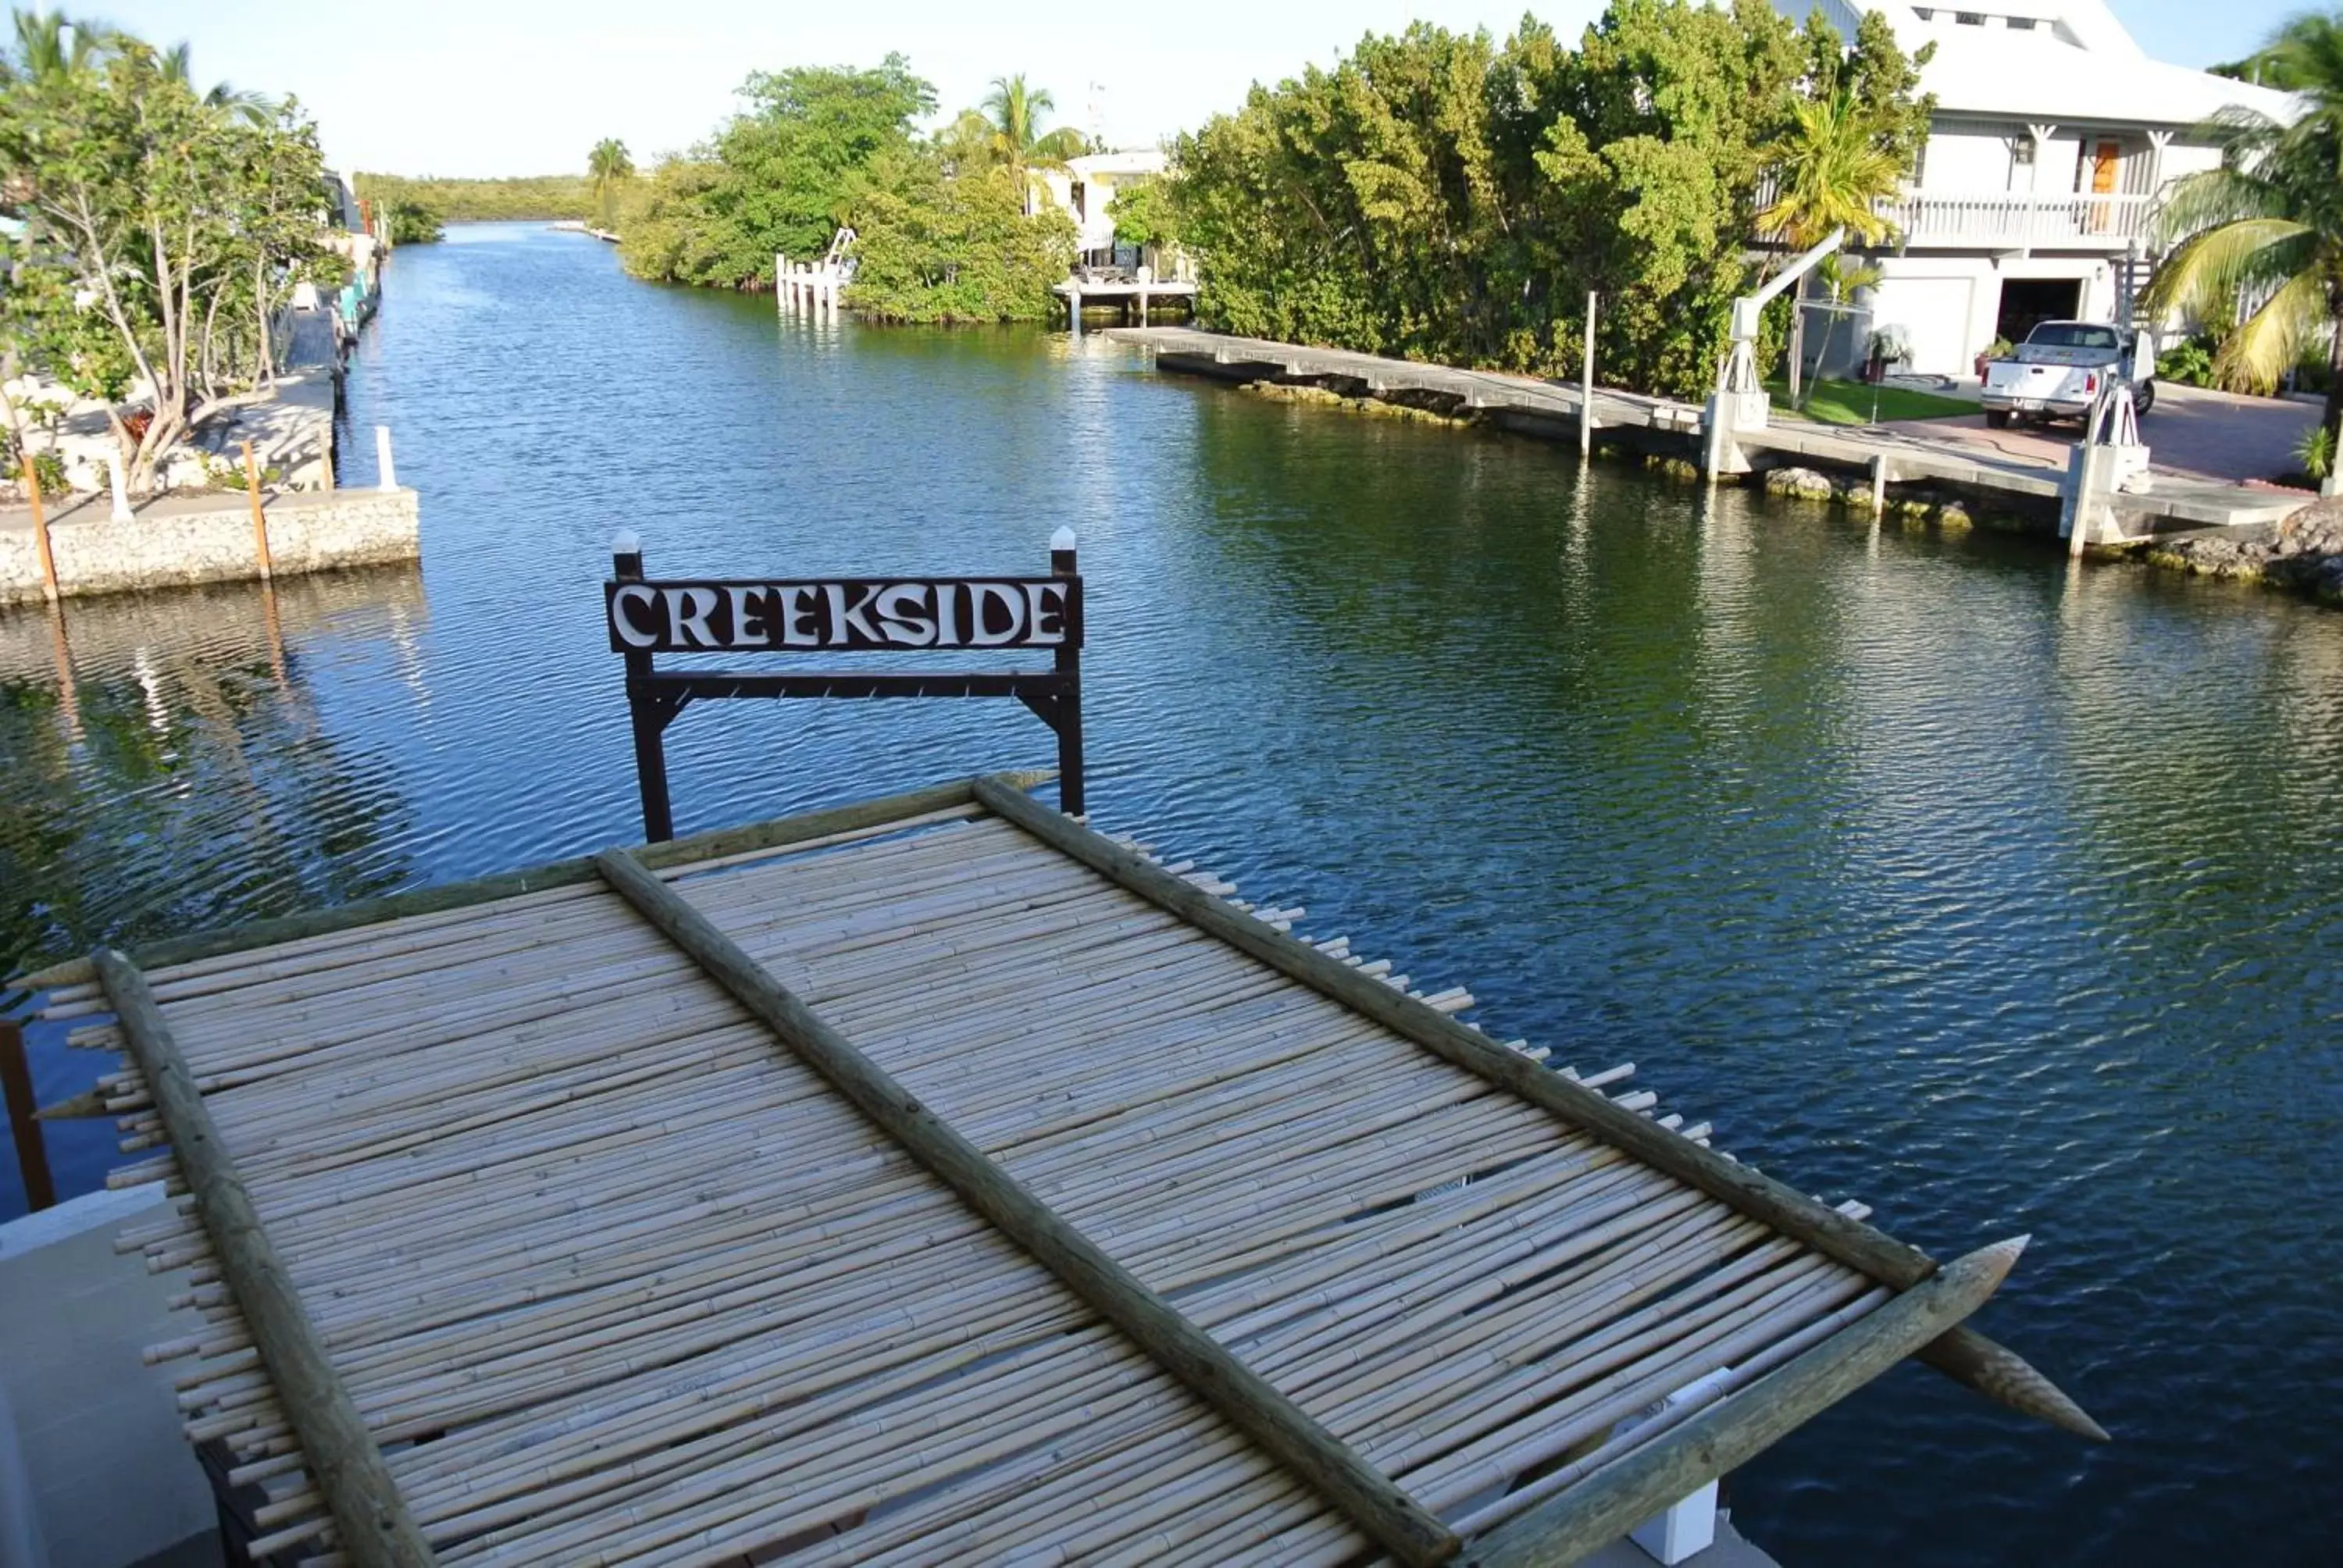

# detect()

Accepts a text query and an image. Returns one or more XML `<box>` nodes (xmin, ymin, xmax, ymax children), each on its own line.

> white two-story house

<box><xmin>1772</xmin><ymin>0</ymin><xmax>2295</xmax><ymax>378</ymax></box>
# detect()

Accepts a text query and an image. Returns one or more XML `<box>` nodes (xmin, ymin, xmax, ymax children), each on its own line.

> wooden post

<box><xmin>0</xmin><ymin>1019</ymin><xmax>56</xmax><ymax>1213</ymax></box>
<box><xmin>590</xmin><ymin>847</ymin><xmax>1460</xmax><ymax>1568</ymax></box>
<box><xmin>1581</xmin><ymin>291</ymin><xmax>1598</xmax><ymax>460</ymax></box>
<box><xmin>91</xmin><ymin>950</ymin><xmax>437</xmax><ymax>1568</ymax></box>
<box><xmin>241</xmin><ymin>441</ymin><xmax>274</xmax><ymax>582</ymax></box>
<box><xmin>1459</xmin><ymin>1238</ymin><xmax>2027</xmax><ymax>1568</ymax></box>
<box><xmin>775</xmin><ymin>252</ymin><xmax>785</xmax><ymax>315</ymax></box>
<box><xmin>969</xmin><ymin>775</ymin><xmax>2108</xmax><ymax>1443</ymax></box>
<box><xmin>105</xmin><ymin>448</ymin><xmax>133</xmax><ymax>521</ymax></box>
<box><xmin>22</xmin><ymin>454</ymin><xmax>59</xmax><ymax>605</ymax></box>
<box><xmin>1051</xmin><ymin>528</ymin><xmax>1084</xmax><ymax>816</ymax></box>
<box><xmin>612</xmin><ymin>531</ymin><xmax>675</xmax><ymax>843</ymax></box>
<box><xmin>375</xmin><ymin>426</ymin><xmax>397</xmax><ymax>491</ymax></box>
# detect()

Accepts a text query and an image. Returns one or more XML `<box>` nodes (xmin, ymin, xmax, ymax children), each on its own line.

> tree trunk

<box><xmin>1787</xmin><ymin>279</ymin><xmax>1806</xmax><ymax>404</ymax></box>
<box><xmin>2323</xmin><ymin>317</ymin><xmax>2343</xmax><ymax>494</ymax></box>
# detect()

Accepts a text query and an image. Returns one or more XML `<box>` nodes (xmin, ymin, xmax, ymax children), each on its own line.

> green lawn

<box><xmin>1761</xmin><ymin>378</ymin><xmax>1978</xmax><ymax>426</ymax></box>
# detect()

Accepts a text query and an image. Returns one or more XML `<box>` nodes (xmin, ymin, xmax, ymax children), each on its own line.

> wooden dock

<box><xmin>1110</xmin><ymin>326</ymin><xmax>2301</xmax><ymax>543</ymax></box>
<box><xmin>21</xmin><ymin>775</ymin><xmax>2094</xmax><ymax>1566</ymax></box>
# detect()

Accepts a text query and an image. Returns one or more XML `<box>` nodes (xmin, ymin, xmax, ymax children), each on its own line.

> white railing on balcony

<box><xmin>1879</xmin><ymin>190</ymin><xmax>2154</xmax><ymax>246</ymax></box>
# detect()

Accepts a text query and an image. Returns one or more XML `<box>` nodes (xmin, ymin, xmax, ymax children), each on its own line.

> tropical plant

<box><xmin>2296</xmin><ymin>420</ymin><xmax>2335</xmax><ymax>480</ymax></box>
<box><xmin>0</xmin><ymin>32</ymin><xmax>333</xmax><ymax>483</ymax></box>
<box><xmin>0</xmin><ymin>9</ymin><xmax>107</xmax><ymax>85</ymax></box>
<box><xmin>2145</xmin><ymin>9</ymin><xmax>2343</xmax><ymax>474</ymax></box>
<box><xmin>622</xmin><ymin>56</ymin><xmax>934</xmax><ymax>287</ymax></box>
<box><xmin>2156</xmin><ymin>337</ymin><xmax>2218</xmax><ymax>386</ymax></box>
<box><xmin>387</xmin><ymin>200</ymin><xmax>444</xmax><ymax>244</ymax></box>
<box><xmin>587</xmin><ymin>137</ymin><xmax>633</xmax><ymax>227</ymax></box>
<box><xmin>843</xmin><ymin>146</ymin><xmax>1075</xmax><ymax>323</ymax></box>
<box><xmin>1799</xmin><ymin>252</ymin><xmax>1883</xmax><ymax>397</ymax></box>
<box><xmin>1168</xmin><ymin>1</ymin><xmax>1929</xmax><ymax>398</ymax></box>
<box><xmin>1109</xmin><ymin>177</ymin><xmax>1175</xmax><ymax>252</ymax></box>
<box><xmin>979</xmin><ymin>74</ymin><xmax>1086</xmax><ymax>172</ymax></box>
<box><xmin>160</xmin><ymin>40</ymin><xmax>273</xmax><ymax>124</ymax></box>
<box><xmin>1757</xmin><ymin>92</ymin><xmax>1902</xmax><ymax>251</ymax></box>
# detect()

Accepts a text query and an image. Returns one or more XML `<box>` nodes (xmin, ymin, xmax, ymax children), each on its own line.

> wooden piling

<box><xmin>0</xmin><ymin>1019</ymin><xmax>57</xmax><ymax>1213</ymax></box>
<box><xmin>22</xmin><ymin>454</ymin><xmax>59</xmax><ymax>604</ymax></box>
<box><xmin>91</xmin><ymin>950</ymin><xmax>437</xmax><ymax>1568</ymax></box>
<box><xmin>241</xmin><ymin>441</ymin><xmax>274</xmax><ymax>581</ymax></box>
<box><xmin>1581</xmin><ymin>292</ymin><xmax>1598</xmax><ymax>460</ymax></box>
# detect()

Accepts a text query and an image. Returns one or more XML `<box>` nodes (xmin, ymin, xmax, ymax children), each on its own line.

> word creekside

<box><xmin>606</xmin><ymin>577</ymin><xmax>1081</xmax><ymax>654</ymax></box>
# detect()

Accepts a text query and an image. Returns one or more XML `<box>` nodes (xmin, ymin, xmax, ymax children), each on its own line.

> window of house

<box><xmin>1913</xmin><ymin>6</ymin><xmax>1934</xmax><ymax>17</ymax></box>
<box><xmin>2008</xmin><ymin>15</ymin><xmax>2037</xmax><ymax>27</ymax></box>
<box><xmin>1956</xmin><ymin>12</ymin><xmax>1985</xmax><ymax>24</ymax></box>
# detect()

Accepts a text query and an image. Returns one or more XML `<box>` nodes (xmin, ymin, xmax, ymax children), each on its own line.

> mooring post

<box><xmin>21</xmin><ymin>454</ymin><xmax>59</xmax><ymax>605</ymax></box>
<box><xmin>1869</xmin><ymin>453</ymin><xmax>1888</xmax><ymax>519</ymax></box>
<box><xmin>613</xmin><ymin>529</ymin><xmax>676</xmax><ymax>843</ymax></box>
<box><xmin>0</xmin><ymin>1018</ymin><xmax>56</xmax><ymax>1213</ymax></box>
<box><xmin>1581</xmin><ymin>291</ymin><xmax>1598</xmax><ymax>460</ymax></box>
<box><xmin>775</xmin><ymin>252</ymin><xmax>784</xmax><ymax>315</ymax></box>
<box><xmin>240</xmin><ymin>440</ymin><xmax>275</xmax><ymax>582</ymax></box>
<box><xmin>1051</xmin><ymin>526</ymin><xmax>1085</xmax><ymax>818</ymax></box>
<box><xmin>105</xmin><ymin>449</ymin><xmax>133</xmax><ymax>522</ymax></box>
<box><xmin>376</xmin><ymin>426</ymin><xmax>397</xmax><ymax>491</ymax></box>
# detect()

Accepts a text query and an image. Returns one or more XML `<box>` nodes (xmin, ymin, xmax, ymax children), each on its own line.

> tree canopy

<box><xmin>0</xmin><ymin>14</ymin><xmax>336</xmax><ymax>485</ymax></box>
<box><xmin>1165</xmin><ymin>0</ymin><xmax>1931</xmax><ymax>397</ymax></box>
<box><xmin>2146</xmin><ymin>9</ymin><xmax>2343</xmax><ymax>457</ymax></box>
<box><xmin>618</xmin><ymin>55</ymin><xmax>1079</xmax><ymax>321</ymax></box>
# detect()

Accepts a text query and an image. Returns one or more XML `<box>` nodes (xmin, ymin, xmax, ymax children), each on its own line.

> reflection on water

<box><xmin>3</xmin><ymin>225</ymin><xmax>2341</xmax><ymax>1566</ymax></box>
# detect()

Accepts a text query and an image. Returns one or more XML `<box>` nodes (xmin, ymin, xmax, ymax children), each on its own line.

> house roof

<box><xmin>1066</xmin><ymin>148</ymin><xmax>1166</xmax><ymax>180</ymax></box>
<box><xmin>1778</xmin><ymin>1</ymin><xmax>2297</xmax><ymax>128</ymax></box>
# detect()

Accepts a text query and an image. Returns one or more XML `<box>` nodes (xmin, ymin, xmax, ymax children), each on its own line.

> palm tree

<box><xmin>587</xmin><ymin>137</ymin><xmax>633</xmax><ymax>229</ymax></box>
<box><xmin>3</xmin><ymin>9</ymin><xmax>112</xmax><ymax>84</ymax></box>
<box><xmin>1759</xmin><ymin>91</ymin><xmax>1903</xmax><ymax>404</ymax></box>
<box><xmin>979</xmin><ymin>74</ymin><xmax>1087</xmax><ymax>171</ymax></box>
<box><xmin>2146</xmin><ymin>11</ymin><xmax>2343</xmax><ymax>483</ymax></box>
<box><xmin>159</xmin><ymin>39</ymin><xmax>276</xmax><ymax>125</ymax></box>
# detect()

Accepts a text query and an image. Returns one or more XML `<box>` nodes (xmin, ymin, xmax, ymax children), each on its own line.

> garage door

<box><xmin>1866</xmin><ymin>276</ymin><xmax>1977</xmax><ymax>378</ymax></box>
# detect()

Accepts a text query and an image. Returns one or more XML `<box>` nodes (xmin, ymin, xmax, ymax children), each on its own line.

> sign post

<box><xmin>608</xmin><ymin>529</ymin><xmax>1086</xmax><ymax>842</ymax></box>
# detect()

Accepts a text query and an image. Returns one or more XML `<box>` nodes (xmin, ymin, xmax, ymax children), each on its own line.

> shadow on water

<box><xmin>4</xmin><ymin>223</ymin><xmax>2341</xmax><ymax>1565</ymax></box>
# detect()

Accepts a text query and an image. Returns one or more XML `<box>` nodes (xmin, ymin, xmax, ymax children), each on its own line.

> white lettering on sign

<box><xmin>608</xmin><ymin>577</ymin><xmax>1080</xmax><ymax>654</ymax></box>
<box><xmin>611</xmin><ymin>583</ymin><xmax>661</xmax><ymax>648</ymax></box>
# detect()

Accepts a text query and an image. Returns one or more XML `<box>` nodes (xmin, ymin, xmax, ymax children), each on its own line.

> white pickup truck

<box><xmin>1981</xmin><ymin>320</ymin><xmax>2154</xmax><ymax>429</ymax></box>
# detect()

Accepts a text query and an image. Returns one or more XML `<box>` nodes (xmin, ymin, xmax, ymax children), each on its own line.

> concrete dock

<box><xmin>1108</xmin><ymin>326</ymin><xmax>2305</xmax><ymax>543</ymax></box>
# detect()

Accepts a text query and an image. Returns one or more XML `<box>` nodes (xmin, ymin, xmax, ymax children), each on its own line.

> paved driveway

<box><xmin>1879</xmin><ymin>383</ymin><xmax>2320</xmax><ymax>486</ymax></box>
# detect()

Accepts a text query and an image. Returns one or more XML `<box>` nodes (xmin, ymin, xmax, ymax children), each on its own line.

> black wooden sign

<box><xmin>607</xmin><ymin>533</ymin><xmax>1085</xmax><ymax>843</ymax></box>
<box><xmin>605</xmin><ymin>577</ymin><xmax>1080</xmax><ymax>654</ymax></box>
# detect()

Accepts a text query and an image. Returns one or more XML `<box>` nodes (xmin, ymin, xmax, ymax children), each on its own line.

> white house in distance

<box><xmin>1032</xmin><ymin>148</ymin><xmax>1190</xmax><ymax>276</ymax></box>
<box><xmin>1772</xmin><ymin>0</ymin><xmax>2295</xmax><ymax>377</ymax></box>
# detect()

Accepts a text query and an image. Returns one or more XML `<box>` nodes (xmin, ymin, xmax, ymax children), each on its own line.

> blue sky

<box><xmin>100</xmin><ymin>1</ymin><xmax>2308</xmax><ymax>179</ymax></box>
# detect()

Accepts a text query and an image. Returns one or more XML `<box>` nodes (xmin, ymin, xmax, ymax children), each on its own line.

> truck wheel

<box><xmin>1985</xmin><ymin>410</ymin><xmax>2010</xmax><ymax>429</ymax></box>
<box><xmin>2134</xmin><ymin>380</ymin><xmax>2155</xmax><ymax>416</ymax></box>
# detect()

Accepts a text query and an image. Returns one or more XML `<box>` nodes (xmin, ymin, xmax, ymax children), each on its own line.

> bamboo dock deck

<box><xmin>16</xmin><ymin>775</ymin><xmax>2094</xmax><ymax>1566</ymax></box>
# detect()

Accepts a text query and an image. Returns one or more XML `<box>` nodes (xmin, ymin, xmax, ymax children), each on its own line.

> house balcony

<box><xmin>1881</xmin><ymin>190</ymin><xmax>2154</xmax><ymax>251</ymax></box>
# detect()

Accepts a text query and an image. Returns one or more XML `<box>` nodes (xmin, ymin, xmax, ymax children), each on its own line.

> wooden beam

<box><xmin>970</xmin><ymin>776</ymin><xmax>2106</xmax><ymax>1443</ymax></box>
<box><xmin>590</xmin><ymin>846</ymin><xmax>1460</xmax><ymax>1568</ymax></box>
<box><xmin>1459</xmin><ymin>1237</ymin><xmax>2027</xmax><ymax>1568</ymax></box>
<box><xmin>91</xmin><ymin>950</ymin><xmax>434</xmax><ymax>1568</ymax></box>
<box><xmin>13</xmin><ymin>773</ymin><xmax>1048</xmax><ymax>992</ymax></box>
<box><xmin>0</xmin><ymin>1019</ymin><xmax>56</xmax><ymax>1211</ymax></box>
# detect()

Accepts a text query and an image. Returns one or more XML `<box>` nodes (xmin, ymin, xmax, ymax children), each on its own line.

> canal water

<box><xmin>4</xmin><ymin>223</ymin><xmax>2338</xmax><ymax>1563</ymax></box>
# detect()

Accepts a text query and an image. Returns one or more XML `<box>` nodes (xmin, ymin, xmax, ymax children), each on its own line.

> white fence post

<box><xmin>376</xmin><ymin>426</ymin><xmax>397</xmax><ymax>492</ymax></box>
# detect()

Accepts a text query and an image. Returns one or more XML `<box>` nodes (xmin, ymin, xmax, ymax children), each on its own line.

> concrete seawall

<box><xmin>0</xmin><ymin>487</ymin><xmax>419</xmax><ymax>608</ymax></box>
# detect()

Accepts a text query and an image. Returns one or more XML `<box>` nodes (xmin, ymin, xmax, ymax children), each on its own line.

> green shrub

<box><xmin>2157</xmin><ymin>339</ymin><xmax>2216</xmax><ymax>387</ymax></box>
<box><xmin>2296</xmin><ymin>422</ymin><xmax>2335</xmax><ymax>482</ymax></box>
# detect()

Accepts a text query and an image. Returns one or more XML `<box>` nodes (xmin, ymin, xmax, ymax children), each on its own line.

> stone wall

<box><xmin>0</xmin><ymin>486</ymin><xmax>419</xmax><ymax>607</ymax></box>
